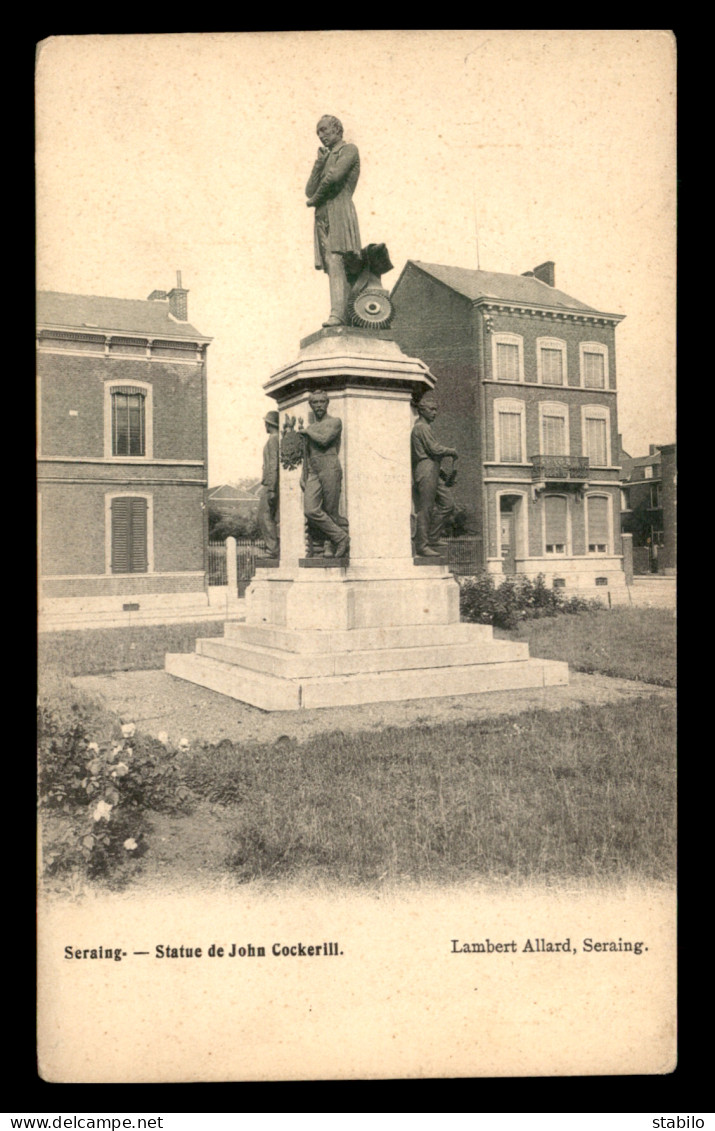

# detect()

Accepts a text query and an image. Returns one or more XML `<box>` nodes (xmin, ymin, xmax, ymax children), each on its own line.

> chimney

<box><xmin>649</xmin><ymin>444</ymin><xmax>660</xmax><ymax>455</ymax></box>
<box><xmin>168</xmin><ymin>270</ymin><xmax>189</xmax><ymax>321</ymax></box>
<box><xmin>147</xmin><ymin>290</ymin><xmax>167</xmax><ymax>301</ymax></box>
<box><xmin>533</xmin><ymin>261</ymin><xmax>555</xmax><ymax>287</ymax></box>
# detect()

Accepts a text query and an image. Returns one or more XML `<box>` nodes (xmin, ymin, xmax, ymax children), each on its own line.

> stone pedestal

<box><xmin>166</xmin><ymin>329</ymin><xmax>568</xmax><ymax>708</ymax></box>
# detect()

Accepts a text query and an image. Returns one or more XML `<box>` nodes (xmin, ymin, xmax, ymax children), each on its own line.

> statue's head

<box><xmin>308</xmin><ymin>389</ymin><xmax>329</xmax><ymax>419</ymax></box>
<box><xmin>417</xmin><ymin>391</ymin><xmax>438</xmax><ymax>421</ymax></box>
<box><xmin>316</xmin><ymin>115</ymin><xmax>343</xmax><ymax>147</ymax></box>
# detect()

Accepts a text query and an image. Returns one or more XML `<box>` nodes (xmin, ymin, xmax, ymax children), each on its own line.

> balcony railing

<box><xmin>530</xmin><ymin>455</ymin><xmax>590</xmax><ymax>483</ymax></box>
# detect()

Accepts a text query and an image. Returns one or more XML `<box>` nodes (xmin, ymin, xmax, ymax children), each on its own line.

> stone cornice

<box><xmin>474</xmin><ymin>298</ymin><xmax>624</xmax><ymax>326</ymax></box>
<box><xmin>37</xmin><ymin>324</ymin><xmax>212</xmax><ymax>346</ymax></box>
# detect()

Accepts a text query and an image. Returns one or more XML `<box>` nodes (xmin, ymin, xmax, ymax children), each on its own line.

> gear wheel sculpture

<box><xmin>350</xmin><ymin>287</ymin><xmax>394</xmax><ymax>330</ymax></box>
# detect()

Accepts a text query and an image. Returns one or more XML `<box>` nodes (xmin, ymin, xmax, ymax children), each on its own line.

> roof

<box><xmin>631</xmin><ymin>452</ymin><xmax>662</xmax><ymax>467</ymax></box>
<box><xmin>208</xmin><ymin>482</ymin><xmax>262</xmax><ymax>501</ymax></box>
<box><xmin>37</xmin><ymin>291</ymin><xmax>208</xmax><ymax>340</ymax></box>
<box><xmin>402</xmin><ymin>261</ymin><xmax>605</xmax><ymax>314</ymax></box>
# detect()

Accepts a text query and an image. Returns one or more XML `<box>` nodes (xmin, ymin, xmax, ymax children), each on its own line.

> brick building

<box><xmin>391</xmin><ymin>260</ymin><xmax>627</xmax><ymax>594</ymax></box>
<box><xmin>620</xmin><ymin>443</ymin><xmax>677</xmax><ymax>575</ymax></box>
<box><xmin>37</xmin><ymin>279</ymin><xmax>213</xmax><ymax>628</ymax></box>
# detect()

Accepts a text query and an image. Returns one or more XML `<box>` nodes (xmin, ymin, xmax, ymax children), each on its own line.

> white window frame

<box><xmin>104</xmin><ymin>379</ymin><xmax>153</xmax><ymax>460</ymax></box>
<box><xmin>579</xmin><ymin>341</ymin><xmax>609</xmax><ymax>389</ymax></box>
<box><xmin>644</xmin><ymin>465</ymin><xmax>654</xmax><ymax>479</ymax></box>
<box><xmin>542</xmin><ymin>492</ymin><xmax>571</xmax><ymax>556</ymax></box>
<box><xmin>104</xmin><ymin>491</ymin><xmax>154</xmax><ymax>574</ymax></box>
<box><xmin>581</xmin><ymin>404</ymin><xmax>612</xmax><ymax>468</ymax></box>
<box><xmin>536</xmin><ymin>337</ymin><xmax>567</xmax><ymax>386</ymax></box>
<box><xmin>585</xmin><ymin>492</ymin><xmax>613</xmax><ymax>555</ymax></box>
<box><xmin>494</xmin><ymin>397</ymin><xmax>527</xmax><ymax>464</ymax></box>
<box><xmin>538</xmin><ymin>401</ymin><xmax>570</xmax><ymax>456</ymax></box>
<box><xmin>620</xmin><ymin>488</ymin><xmax>630</xmax><ymax>512</ymax></box>
<box><xmin>492</xmin><ymin>332</ymin><xmax>524</xmax><ymax>383</ymax></box>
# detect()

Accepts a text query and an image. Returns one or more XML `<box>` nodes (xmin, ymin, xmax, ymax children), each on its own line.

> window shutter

<box><xmin>545</xmin><ymin>496</ymin><xmax>567</xmax><ymax>543</ymax></box>
<box><xmin>588</xmin><ymin>496</ymin><xmax>609</xmax><ymax>544</ymax></box>
<box><xmin>129</xmin><ymin>497</ymin><xmax>148</xmax><ymax>572</ymax></box>
<box><xmin>542</xmin><ymin>414</ymin><xmax>566</xmax><ymax>455</ymax></box>
<box><xmin>111</xmin><ymin>497</ymin><xmax>131</xmax><ymax>573</ymax></box>
<box><xmin>583</xmin><ymin>352</ymin><xmax>605</xmax><ymax>388</ymax></box>
<box><xmin>541</xmin><ymin>348</ymin><xmax>563</xmax><ymax>384</ymax></box>
<box><xmin>585</xmin><ymin>417</ymin><xmax>607</xmax><ymax>465</ymax></box>
<box><xmin>499</xmin><ymin>412</ymin><xmax>522</xmax><ymax>462</ymax></box>
<box><xmin>111</xmin><ymin>496</ymin><xmax>148</xmax><ymax>573</ymax></box>
<box><xmin>497</xmin><ymin>342</ymin><xmax>519</xmax><ymax>381</ymax></box>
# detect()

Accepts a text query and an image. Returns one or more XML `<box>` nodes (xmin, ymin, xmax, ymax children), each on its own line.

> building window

<box><xmin>112</xmin><ymin>389</ymin><xmax>145</xmax><ymax>455</ymax></box>
<box><xmin>580</xmin><ymin>342</ymin><xmax>609</xmax><ymax>389</ymax></box>
<box><xmin>651</xmin><ymin>529</ymin><xmax>664</xmax><ymax>547</ymax></box>
<box><xmin>110</xmin><ymin>496</ymin><xmax>148</xmax><ymax>573</ymax></box>
<box><xmin>539</xmin><ymin>402</ymin><xmax>569</xmax><ymax>455</ymax></box>
<box><xmin>650</xmin><ymin>482</ymin><xmax>662</xmax><ymax>508</ymax></box>
<box><xmin>582</xmin><ymin>405</ymin><xmax>611</xmax><ymax>467</ymax></box>
<box><xmin>644</xmin><ymin>465</ymin><xmax>654</xmax><ymax>479</ymax></box>
<box><xmin>537</xmin><ymin>338</ymin><xmax>566</xmax><ymax>386</ymax></box>
<box><xmin>494</xmin><ymin>398</ymin><xmax>526</xmax><ymax>463</ymax></box>
<box><xmin>104</xmin><ymin>381</ymin><xmax>153</xmax><ymax>459</ymax></box>
<box><xmin>492</xmin><ymin>333</ymin><xmax>524</xmax><ymax>382</ymax></box>
<box><xmin>544</xmin><ymin>495</ymin><xmax>568</xmax><ymax>554</ymax></box>
<box><xmin>587</xmin><ymin>494</ymin><xmax>610</xmax><ymax>553</ymax></box>
<box><xmin>620</xmin><ymin>488</ymin><xmax>630</xmax><ymax>511</ymax></box>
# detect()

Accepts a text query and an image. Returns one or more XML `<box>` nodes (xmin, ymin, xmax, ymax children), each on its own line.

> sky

<box><xmin>36</xmin><ymin>30</ymin><xmax>676</xmax><ymax>485</ymax></box>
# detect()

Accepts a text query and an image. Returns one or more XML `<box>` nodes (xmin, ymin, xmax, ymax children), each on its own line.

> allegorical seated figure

<box><xmin>299</xmin><ymin>389</ymin><xmax>350</xmax><ymax>558</ymax></box>
<box><xmin>411</xmin><ymin>391</ymin><xmax>458</xmax><ymax>557</ymax></box>
<box><xmin>306</xmin><ymin>114</ymin><xmax>362</xmax><ymax>328</ymax></box>
<box><xmin>257</xmin><ymin>410</ymin><xmax>280</xmax><ymax>558</ymax></box>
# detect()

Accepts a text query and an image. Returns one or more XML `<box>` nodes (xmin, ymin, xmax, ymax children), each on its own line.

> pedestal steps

<box><xmin>223</xmin><ymin>621</ymin><xmax>494</xmax><ymax>653</ymax></box>
<box><xmin>165</xmin><ymin>623</ymin><xmax>568</xmax><ymax>710</ymax></box>
<box><xmin>195</xmin><ymin>634</ymin><xmax>531</xmax><ymax>679</ymax></box>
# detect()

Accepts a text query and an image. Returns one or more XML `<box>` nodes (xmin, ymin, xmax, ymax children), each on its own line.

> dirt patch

<box><xmin>71</xmin><ymin>668</ymin><xmax>675</xmax><ymax>747</ymax></box>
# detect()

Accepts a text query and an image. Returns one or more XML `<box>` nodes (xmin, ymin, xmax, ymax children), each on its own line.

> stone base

<box><xmin>165</xmin><ymin>620</ymin><xmax>568</xmax><ymax>710</ymax></box>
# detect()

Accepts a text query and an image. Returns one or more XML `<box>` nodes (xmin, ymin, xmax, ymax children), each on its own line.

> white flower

<box><xmin>121</xmin><ymin>722</ymin><xmax>136</xmax><ymax>738</ymax></box>
<box><xmin>157</xmin><ymin>731</ymin><xmax>169</xmax><ymax>746</ymax></box>
<box><xmin>87</xmin><ymin>742</ymin><xmax>99</xmax><ymax>753</ymax></box>
<box><xmin>112</xmin><ymin>762</ymin><xmax>129</xmax><ymax>778</ymax></box>
<box><xmin>123</xmin><ymin>838</ymin><xmax>138</xmax><ymax>851</ymax></box>
<box><xmin>93</xmin><ymin>800</ymin><xmax>112</xmax><ymax>822</ymax></box>
<box><xmin>178</xmin><ymin>737</ymin><xmax>190</xmax><ymax>750</ymax></box>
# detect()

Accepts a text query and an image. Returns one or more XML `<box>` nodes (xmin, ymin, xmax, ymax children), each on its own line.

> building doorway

<box><xmin>499</xmin><ymin>495</ymin><xmax>521</xmax><ymax>575</ymax></box>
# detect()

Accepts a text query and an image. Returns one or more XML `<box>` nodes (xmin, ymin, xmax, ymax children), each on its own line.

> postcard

<box><xmin>36</xmin><ymin>29</ymin><xmax>677</xmax><ymax>1082</ymax></box>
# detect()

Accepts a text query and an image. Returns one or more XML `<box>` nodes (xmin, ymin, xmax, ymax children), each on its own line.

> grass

<box><xmin>38</xmin><ymin>620</ymin><xmax>226</xmax><ymax>677</ymax></box>
<box><xmin>177</xmin><ymin>697</ymin><xmax>675</xmax><ymax>887</ymax></box>
<box><xmin>497</xmin><ymin>607</ymin><xmax>676</xmax><ymax>687</ymax></box>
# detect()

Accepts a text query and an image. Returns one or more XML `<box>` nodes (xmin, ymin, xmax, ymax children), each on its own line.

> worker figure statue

<box><xmin>411</xmin><ymin>391</ymin><xmax>458</xmax><ymax>557</ymax></box>
<box><xmin>257</xmin><ymin>410</ymin><xmax>280</xmax><ymax>558</ymax></box>
<box><xmin>299</xmin><ymin>390</ymin><xmax>350</xmax><ymax>558</ymax></box>
<box><xmin>306</xmin><ymin>115</ymin><xmax>362</xmax><ymax>328</ymax></box>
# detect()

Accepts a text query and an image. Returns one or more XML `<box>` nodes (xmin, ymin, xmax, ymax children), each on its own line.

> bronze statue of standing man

<box><xmin>306</xmin><ymin>115</ymin><xmax>362</xmax><ymax>328</ymax></box>
<box><xmin>411</xmin><ymin>392</ymin><xmax>458</xmax><ymax>556</ymax></box>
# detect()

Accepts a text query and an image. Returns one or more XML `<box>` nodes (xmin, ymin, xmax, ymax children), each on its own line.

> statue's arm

<box><xmin>304</xmin><ymin>416</ymin><xmax>342</xmax><ymax>448</ymax></box>
<box><xmin>415</xmin><ymin>420</ymin><xmax>458</xmax><ymax>460</ymax></box>
<box><xmin>306</xmin><ymin>144</ymin><xmax>358</xmax><ymax>207</ymax></box>
<box><xmin>306</xmin><ymin>149</ymin><xmax>329</xmax><ymax>197</ymax></box>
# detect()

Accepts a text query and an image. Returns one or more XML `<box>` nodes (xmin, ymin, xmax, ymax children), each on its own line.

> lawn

<box><xmin>39</xmin><ymin>678</ymin><xmax>676</xmax><ymax>890</ymax></box>
<box><xmin>38</xmin><ymin>620</ymin><xmax>226</xmax><ymax>677</ymax></box>
<box><xmin>497</xmin><ymin>607</ymin><xmax>676</xmax><ymax>687</ymax></box>
<box><xmin>177</xmin><ymin>697</ymin><xmax>675</xmax><ymax>886</ymax></box>
<box><xmin>38</xmin><ymin>605</ymin><xmax>676</xmax><ymax>890</ymax></box>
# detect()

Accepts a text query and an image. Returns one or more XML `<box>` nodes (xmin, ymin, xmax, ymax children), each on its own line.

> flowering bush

<box><xmin>38</xmin><ymin>706</ymin><xmax>194</xmax><ymax>880</ymax></box>
<box><xmin>459</xmin><ymin>573</ymin><xmax>600</xmax><ymax>629</ymax></box>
